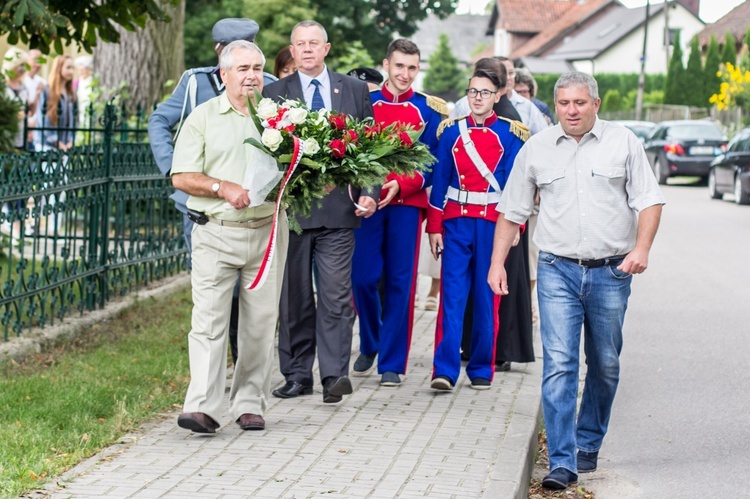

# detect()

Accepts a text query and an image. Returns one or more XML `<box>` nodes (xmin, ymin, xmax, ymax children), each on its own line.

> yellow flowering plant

<box><xmin>709</xmin><ymin>62</ymin><xmax>750</xmax><ymax>111</ymax></box>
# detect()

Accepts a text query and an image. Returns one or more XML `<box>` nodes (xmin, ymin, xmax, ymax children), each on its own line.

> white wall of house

<box><xmin>584</xmin><ymin>4</ymin><xmax>704</xmax><ymax>74</ymax></box>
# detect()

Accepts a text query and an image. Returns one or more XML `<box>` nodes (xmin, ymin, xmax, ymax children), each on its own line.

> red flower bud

<box><xmin>344</xmin><ymin>129</ymin><xmax>358</xmax><ymax>144</ymax></box>
<box><xmin>398</xmin><ymin>131</ymin><xmax>413</xmax><ymax>147</ymax></box>
<box><xmin>329</xmin><ymin>114</ymin><xmax>347</xmax><ymax>130</ymax></box>
<box><xmin>329</xmin><ymin>139</ymin><xmax>346</xmax><ymax>159</ymax></box>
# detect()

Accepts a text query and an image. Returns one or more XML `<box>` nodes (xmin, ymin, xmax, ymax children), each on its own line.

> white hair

<box><xmin>219</xmin><ymin>40</ymin><xmax>266</xmax><ymax>71</ymax></box>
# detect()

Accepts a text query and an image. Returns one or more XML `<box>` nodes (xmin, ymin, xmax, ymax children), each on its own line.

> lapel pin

<box><xmin>334</xmin><ymin>88</ymin><xmax>340</xmax><ymax>94</ymax></box>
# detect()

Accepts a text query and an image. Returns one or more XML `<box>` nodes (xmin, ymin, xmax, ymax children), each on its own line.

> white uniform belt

<box><xmin>446</xmin><ymin>186</ymin><xmax>502</xmax><ymax>205</ymax></box>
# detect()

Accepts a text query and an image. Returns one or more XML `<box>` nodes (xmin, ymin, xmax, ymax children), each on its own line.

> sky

<box><xmin>455</xmin><ymin>0</ymin><xmax>745</xmax><ymax>23</ymax></box>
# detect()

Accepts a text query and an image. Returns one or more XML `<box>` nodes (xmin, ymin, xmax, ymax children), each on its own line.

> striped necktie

<box><xmin>310</xmin><ymin>79</ymin><xmax>325</xmax><ymax>111</ymax></box>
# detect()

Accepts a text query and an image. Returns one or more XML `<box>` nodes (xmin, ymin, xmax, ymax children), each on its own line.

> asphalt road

<box><xmin>582</xmin><ymin>179</ymin><xmax>750</xmax><ymax>498</ymax></box>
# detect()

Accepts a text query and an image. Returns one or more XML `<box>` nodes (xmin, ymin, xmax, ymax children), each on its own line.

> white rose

<box><xmin>256</xmin><ymin>98</ymin><xmax>278</xmax><ymax>120</ymax></box>
<box><xmin>287</xmin><ymin>107</ymin><xmax>308</xmax><ymax>124</ymax></box>
<box><xmin>282</xmin><ymin>99</ymin><xmax>298</xmax><ymax>109</ymax></box>
<box><xmin>302</xmin><ymin>138</ymin><xmax>320</xmax><ymax>155</ymax></box>
<box><xmin>261</xmin><ymin>128</ymin><xmax>283</xmax><ymax>151</ymax></box>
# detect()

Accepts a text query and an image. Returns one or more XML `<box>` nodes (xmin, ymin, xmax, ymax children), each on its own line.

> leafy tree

<box><xmin>307</xmin><ymin>0</ymin><xmax>457</xmax><ymax>62</ymax></box>
<box><xmin>423</xmin><ymin>33</ymin><xmax>463</xmax><ymax>102</ymax></box>
<box><xmin>664</xmin><ymin>31</ymin><xmax>687</xmax><ymax>104</ymax></box>
<box><xmin>332</xmin><ymin>41</ymin><xmax>376</xmax><ymax>74</ymax></box>
<box><xmin>721</xmin><ymin>31</ymin><xmax>737</xmax><ymax>66</ymax></box>
<box><xmin>0</xmin><ymin>81</ymin><xmax>22</xmax><ymax>153</ymax></box>
<box><xmin>183</xmin><ymin>0</ymin><xmax>316</xmax><ymax>72</ymax></box>
<box><xmin>0</xmin><ymin>0</ymin><xmax>177</xmax><ymax>54</ymax></box>
<box><xmin>248</xmin><ymin>0</ymin><xmax>317</xmax><ymax>74</ymax></box>
<box><xmin>94</xmin><ymin>1</ymin><xmax>185</xmax><ymax>107</ymax></box>
<box><xmin>184</xmin><ymin>0</ymin><xmax>243</xmax><ymax>69</ymax></box>
<box><xmin>704</xmin><ymin>35</ymin><xmax>721</xmax><ymax>105</ymax></box>
<box><xmin>182</xmin><ymin>0</ymin><xmax>457</xmax><ymax>70</ymax></box>
<box><xmin>685</xmin><ymin>36</ymin><xmax>705</xmax><ymax>107</ymax></box>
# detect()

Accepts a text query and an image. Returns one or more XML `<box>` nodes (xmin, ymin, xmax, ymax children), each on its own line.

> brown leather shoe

<box><xmin>177</xmin><ymin>412</ymin><xmax>220</xmax><ymax>434</ymax></box>
<box><xmin>237</xmin><ymin>413</ymin><xmax>265</xmax><ymax>431</ymax></box>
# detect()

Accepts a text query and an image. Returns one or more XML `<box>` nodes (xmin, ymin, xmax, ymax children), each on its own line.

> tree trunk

<box><xmin>93</xmin><ymin>1</ymin><xmax>185</xmax><ymax>109</ymax></box>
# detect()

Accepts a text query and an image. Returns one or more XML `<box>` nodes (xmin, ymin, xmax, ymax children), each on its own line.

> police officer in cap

<box><xmin>149</xmin><ymin>18</ymin><xmax>276</xmax><ymax>364</ymax></box>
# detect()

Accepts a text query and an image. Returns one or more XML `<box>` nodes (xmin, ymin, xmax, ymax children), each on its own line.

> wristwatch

<box><xmin>211</xmin><ymin>181</ymin><xmax>221</xmax><ymax>194</ymax></box>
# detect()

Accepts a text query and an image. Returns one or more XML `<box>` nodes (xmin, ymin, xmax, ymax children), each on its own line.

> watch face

<box><xmin>212</xmin><ymin>182</ymin><xmax>220</xmax><ymax>192</ymax></box>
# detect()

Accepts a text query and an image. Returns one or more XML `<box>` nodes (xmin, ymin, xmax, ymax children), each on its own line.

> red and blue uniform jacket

<box><xmin>426</xmin><ymin>112</ymin><xmax>527</xmax><ymax>233</ymax></box>
<box><xmin>370</xmin><ymin>85</ymin><xmax>444</xmax><ymax>210</ymax></box>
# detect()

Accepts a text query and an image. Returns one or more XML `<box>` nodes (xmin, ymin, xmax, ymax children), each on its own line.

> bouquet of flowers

<box><xmin>244</xmin><ymin>94</ymin><xmax>436</xmax><ymax>220</ymax></box>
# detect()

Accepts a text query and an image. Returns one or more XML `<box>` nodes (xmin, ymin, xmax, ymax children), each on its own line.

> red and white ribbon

<box><xmin>246</xmin><ymin>136</ymin><xmax>303</xmax><ymax>290</ymax></box>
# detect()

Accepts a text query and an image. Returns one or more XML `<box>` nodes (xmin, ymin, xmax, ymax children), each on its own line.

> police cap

<box><xmin>212</xmin><ymin>18</ymin><xmax>260</xmax><ymax>45</ymax></box>
<box><xmin>347</xmin><ymin>67</ymin><xmax>384</xmax><ymax>85</ymax></box>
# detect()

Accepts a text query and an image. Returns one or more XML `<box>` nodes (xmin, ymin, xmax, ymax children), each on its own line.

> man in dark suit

<box><xmin>263</xmin><ymin>20</ymin><xmax>377</xmax><ymax>403</ymax></box>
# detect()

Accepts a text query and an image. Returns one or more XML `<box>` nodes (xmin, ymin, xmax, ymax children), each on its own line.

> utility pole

<box><xmin>636</xmin><ymin>0</ymin><xmax>650</xmax><ymax>121</ymax></box>
<box><xmin>664</xmin><ymin>0</ymin><xmax>671</xmax><ymax>70</ymax></box>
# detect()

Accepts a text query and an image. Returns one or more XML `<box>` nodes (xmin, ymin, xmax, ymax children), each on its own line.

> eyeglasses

<box><xmin>466</xmin><ymin>88</ymin><xmax>497</xmax><ymax>99</ymax></box>
<box><xmin>516</xmin><ymin>88</ymin><xmax>531</xmax><ymax>96</ymax></box>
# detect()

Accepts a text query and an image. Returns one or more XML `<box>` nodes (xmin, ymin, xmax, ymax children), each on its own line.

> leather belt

<box><xmin>557</xmin><ymin>255</ymin><xmax>626</xmax><ymax>268</ymax></box>
<box><xmin>446</xmin><ymin>186</ymin><xmax>502</xmax><ymax>205</ymax></box>
<box><xmin>207</xmin><ymin>215</ymin><xmax>273</xmax><ymax>229</ymax></box>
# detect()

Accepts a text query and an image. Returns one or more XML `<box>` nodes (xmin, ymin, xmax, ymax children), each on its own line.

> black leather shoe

<box><xmin>272</xmin><ymin>381</ymin><xmax>313</xmax><ymax>399</ymax></box>
<box><xmin>322</xmin><ymin>376</ymin><xmax>352</xmax><ymax>403</ymax></box>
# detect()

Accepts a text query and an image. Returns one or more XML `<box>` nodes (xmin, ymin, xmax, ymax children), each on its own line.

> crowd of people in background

<box><xmin>2</xmin><ymin>47</ymin><xmax>97</xmax><ymax>153</ymax></box>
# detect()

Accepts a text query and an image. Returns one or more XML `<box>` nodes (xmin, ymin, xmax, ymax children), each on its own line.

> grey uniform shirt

<box><xmin>498</xmin><ymin>117</ymin><xmax>665</xmax><ymax>260</ymax></box>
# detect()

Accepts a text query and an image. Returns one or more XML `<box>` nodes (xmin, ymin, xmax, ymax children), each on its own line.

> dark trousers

<box><xmin>278</xmin><ymin>228</ymin><xmax>356</xmax><ymax>385</ymax></box>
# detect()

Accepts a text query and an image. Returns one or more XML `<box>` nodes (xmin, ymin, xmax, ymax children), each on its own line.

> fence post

<box><xmin>91</xmin><ymin>103</ymin><xmax>118</xmax><ymax>309</ymax></box>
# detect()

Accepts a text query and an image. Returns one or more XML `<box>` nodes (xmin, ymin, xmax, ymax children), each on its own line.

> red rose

<box><xmin>329</xmin><ymin>114</ymin><xmax>347</xmax><ymax>130</ymax></box>
<box><xmin>329</xmin><ymin>139</ymin><xmax>346</xmax><ymax>159</ymax></box>
<box><xmin>344</xmin><ymin>129</ymin><xmax>358</xmax><ymax>144</ymax></box>
<box><xmin>398</xmin><ymin>131</ymin><xmax>413</xmax><ymax>147</ymax></box>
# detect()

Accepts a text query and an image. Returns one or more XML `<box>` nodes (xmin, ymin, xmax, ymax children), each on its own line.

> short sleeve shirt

<box><xmin>171</xmin><ymin>93</ymin><xmax>275</xmax><ymax>221</ymax></box>
<box><xmin>498</xmin><ymin>118</ymin><xmax>665</xmax><ymax>259</ymax></box>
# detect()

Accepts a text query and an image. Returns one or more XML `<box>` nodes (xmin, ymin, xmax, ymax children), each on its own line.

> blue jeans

<box><xmin>537</xmin><ymin>251</ymin><xmax>632</xmax><ymax>474</ymax></box>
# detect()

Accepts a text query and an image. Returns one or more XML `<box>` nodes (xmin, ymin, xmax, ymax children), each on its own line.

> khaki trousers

<box><xmin>183</xmin><ymin>214</ymin><xmax>288</xmax><ymax>422</ymax></box>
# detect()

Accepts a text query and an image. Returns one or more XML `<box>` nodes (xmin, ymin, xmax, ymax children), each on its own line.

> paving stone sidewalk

<box><xmin>36</xmin><ymin>279</ymin><xmax>542</xmax><ymax>499</ymax></box>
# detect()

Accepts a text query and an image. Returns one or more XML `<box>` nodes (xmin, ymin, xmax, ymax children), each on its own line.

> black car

<box><xmin>708</xmin><ymin>127</ymin><xmax>750</xmax><ymax>205</ymax></box>
<box><xmin>613</xmin><ymin>120</ymin><xmax>656</xmax><ymax>143</ymax></box>
<box><xmin>644</xmin><ymin>120</ymin><xmax>728</xmax><ymax>184</ymax></box>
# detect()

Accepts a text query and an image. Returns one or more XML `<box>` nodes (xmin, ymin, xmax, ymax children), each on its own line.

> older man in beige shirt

<box><xmin>171</xmin><ymin>40</ymin><xmax>287</xmax><ymax>433</ymax></box>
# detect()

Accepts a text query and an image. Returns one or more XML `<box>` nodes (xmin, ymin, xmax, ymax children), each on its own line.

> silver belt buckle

<box><xmin>458</xmin><ymin>189</ymin><xmax>469</xmax><ymax>205</ymax></box>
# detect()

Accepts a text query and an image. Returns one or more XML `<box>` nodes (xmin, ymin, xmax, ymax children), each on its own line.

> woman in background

<box><xmin>33</xmin><ymin>55</ymin><xmax>76</xmax><ymax>151</ymax></box>
<box><xmin>273</xmin><ymin>46</ymin><xmax>296</xmax><ymax>79</ymax></box>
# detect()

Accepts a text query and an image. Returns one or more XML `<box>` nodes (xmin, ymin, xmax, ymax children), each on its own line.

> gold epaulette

<box><xmin>437</xmin><ymin>115</ymin><xmax>466</xmax><ymax>139</ymax></box>
<box><xmin>417</xmin><ymin>91</ymin><xmax>449</xmax><ymax>118</ymax></box>
<box><xmin>498</xmin><ymin>116</ymin><xmax>530</xmax><ymax>141</ymax></box>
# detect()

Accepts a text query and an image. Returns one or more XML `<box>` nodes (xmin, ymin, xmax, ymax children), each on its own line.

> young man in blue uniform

<box><xmin>427</xmin><ymin>69</ymin><xmax>527</xmax><ymax>391</ymax></box>
<box><xmin>350</xmin><ymin>39</ymin><xmax>446</xmax><ymax>386</ymax></box>
<box><xmin>148</xmin><ymin>18</ymin><xmax>275</xmax><ymax>365</ymax></box>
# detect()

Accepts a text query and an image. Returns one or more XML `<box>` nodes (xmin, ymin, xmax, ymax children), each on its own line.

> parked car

<box><xmin>612</xmin><ymin>120</ymin><xmax>656</xmax><ymax>143</ymax></box>
<box><xmin>643</xmin><ymin>120</ymin><xmax>728</xmax><ymax>185</ymax></box>
<box><xmin>708</xmin><ymin>126</ymin><xmax>750</xmax><ymax>205</ymax></box>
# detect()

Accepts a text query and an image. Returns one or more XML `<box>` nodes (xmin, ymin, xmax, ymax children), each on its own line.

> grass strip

<box><xmin>0</xmin><ymin>287</ymin><xmax>193</xmax><ymax>497</ymax></box>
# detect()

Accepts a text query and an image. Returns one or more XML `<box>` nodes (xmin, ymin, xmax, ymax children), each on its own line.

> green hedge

<box><xmin>533</xmin><ymin>73</ymin><xmax>666</xmax><ymax>109</ymax></box>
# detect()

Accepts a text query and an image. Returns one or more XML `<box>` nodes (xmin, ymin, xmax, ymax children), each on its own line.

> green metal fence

<box><xmin>0</xmin><ymin>103</ymin><xmax>187</xmax><ymax>340</ymax></box>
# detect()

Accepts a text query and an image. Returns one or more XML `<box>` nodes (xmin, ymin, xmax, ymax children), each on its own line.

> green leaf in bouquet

<box><xmin>244</xmin><ymin>137</ymin><xmax>274</xmax><ymax>156</ymax></box>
